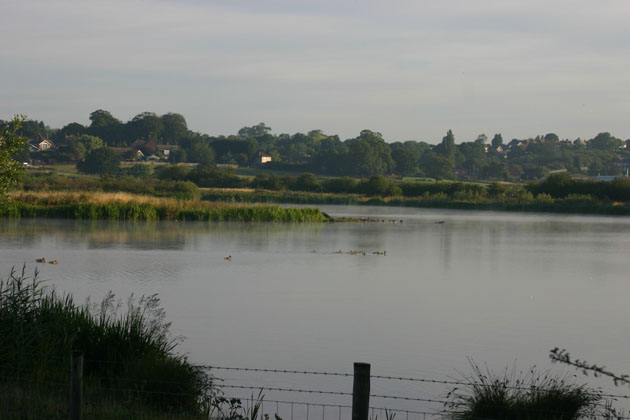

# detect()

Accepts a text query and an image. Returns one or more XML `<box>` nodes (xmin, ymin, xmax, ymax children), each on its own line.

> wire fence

<box><xmin>2</xmin><ymin>355</ymin><xmax>630</xmax><ymax>420</ymax></box>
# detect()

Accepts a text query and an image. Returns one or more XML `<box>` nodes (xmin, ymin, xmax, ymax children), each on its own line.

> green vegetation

<box><xmin>0</xmin><ymin>268</ymin><xmax>286</xmax><ymax>419</ymax></box>
<box><xmin>5</xmin><ymin>110</ymin><xmax>630</xmax><ymax>217</ymax></box>
<box><xmin>0</xmin><ymin>116</ymin><xmax>29</xmax><ymax>200</ymax></box>
<box><xmin>76</xmin><ymin>147</ymin><xmax>122</xmax><ymax>175</ymax></box>
<box><xmin>0</xmin><ymin>192</ymin><xmax>330</xmax><ymax>222</ymax></box>
<box><xmin>527</xmin><ymin>172</ymin><xmax>630</xmax><ymax>201</ymax></box>
<box><xmin>13</xmin><ymin>166</ymin><xmax>630</xmax><ymax>216</ymax></box>
<box><xmin>0</xmin><ymin>266</ymin><xmax>212</xmax><ymax>418</ymax></box>
<box><xmin>22</xmin><ymin>171</ymin><xmax>202</xmax><ymax>200</ymax></box>
<box><xmin>6</xmin><ymin>109</ymin><xmax>630</xmax><ymax>183</ymax></box>
<box><xmin>201</xmin><ymin>182</ymin><xmax>630</xmax><ymax>216</ymax></box>
<box><xmin>445</xmin><ymin>362</ymin><xmax>604</xmax><ymax>420</ymax></box>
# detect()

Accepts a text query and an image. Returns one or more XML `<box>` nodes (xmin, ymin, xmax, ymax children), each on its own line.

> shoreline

<box><xmin>202</xmin><ymin>188</ymin><xmax>630</xmax><ymax>217</ymax></box>
<box><xmin>0</xmin><ymin>191</ymin><xmax>331</xmax><ymax>222</ymax></box>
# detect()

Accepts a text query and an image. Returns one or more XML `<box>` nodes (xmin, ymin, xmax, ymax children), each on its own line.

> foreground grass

<box><xmin>1</xmin><ymin>191</ymin><xmax>330</xmax><ymax>222</ymax></box>
<box><xmin>445</xmin><ymin>362</ymin><xmax>607</xmax><ymax>420</ymax></box>
<box><xmin>0</xmin><ymin>267</ymin><xmax>213</xmax><ymax>418</ymax></box>
<box><xmin>0</xmin><ymin>383</ymin><xmax>205</xmax><ymax>420</ymax></box>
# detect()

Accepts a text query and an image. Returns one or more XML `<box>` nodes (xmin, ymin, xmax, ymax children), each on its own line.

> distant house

<box><xmin>111</xmin><ymin>147</ymin><xmax>144</xmax><ymax>160</ymax></box>
<box><xmin>38</xmin><ymin>139</ymin><xmax>54</xmax><ymax>150</ymax></box>
<box><xmin>256</xmin><ymin>151</ymin><xmax>272</xmax><ymax>164</ymax></box>
<box><xmin>30</xmin><ymin>139</ymin><xmax>54</xmax><ymax>151</ymax></box>
<box><xmin>156</xmin><ymin>144</ymin><xmax>180</xmax><ymax>157</ymax></box>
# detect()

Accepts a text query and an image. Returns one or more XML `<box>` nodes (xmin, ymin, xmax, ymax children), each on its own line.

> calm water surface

<box><xmin>2</xmin><ymin>206</ymin><xmax>630</xmax><ymax>415</ymax></box>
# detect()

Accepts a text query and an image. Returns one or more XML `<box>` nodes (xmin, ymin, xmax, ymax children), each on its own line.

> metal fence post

<box><xmin>70</xmin><ymin>351</ymin><xmax>83</xmax><ymax>420</ymax></box>
<box><xmin>352</xmin><ymin>362</ymin><xmax>370</xmax><ymax>420</ymax></box>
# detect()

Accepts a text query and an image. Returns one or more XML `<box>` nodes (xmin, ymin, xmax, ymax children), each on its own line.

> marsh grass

<box><xmin>1</xmin><ymin>191</ymin><xmax>330</xmax><ymax>222</ymax></box>
<box><xmin>0</xmin><ymin>266</ymin><xmax>213</xmax><ymax>416</ymax></box>
<box><xmin>445</xmin><ymin>362</ymin><xmax>603</xmax><ymax>420</ymax></box>
<box><xmin>203</xmin><ymin>188</ymin><xmax>630</xmax><ymax>215</ymax></box>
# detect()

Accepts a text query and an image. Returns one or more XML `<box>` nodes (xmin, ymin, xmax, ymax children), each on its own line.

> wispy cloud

<box><xmin>1</xmin><ymin>0</ymin><xmax>629</xmax><ymax>141</ymax></box>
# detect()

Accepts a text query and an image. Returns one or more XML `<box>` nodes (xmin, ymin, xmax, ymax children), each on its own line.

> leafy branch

<box><xmin>550</xmin><ymin>348</ymin><xmax>630</xmax><ymax>386</ymax></box>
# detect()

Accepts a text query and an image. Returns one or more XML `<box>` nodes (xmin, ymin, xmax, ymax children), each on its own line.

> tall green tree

<box><xmin>474</xmin><ymin>134</ymin><xmax>488</xmax><ymax>145</ymax></box>
<box><xmin>544</xmin><ymin>133</ymin><xmax>559</xmax><ymax>143</ymax></box>
<box><xmin>419</xmin><ymin>151</ymin><xmax>454</xmax><ymax>180</ymax></box>
<box><xmin>187</xmin><ymin>141</ymin><xmax>215</xmax><ymax>166</ymax></box>
<box><xmin>435</xmin><ymin>129</ymin><xmax>457</xmax><ymax>160</ymax></box>
<box><xmin>128</xmin><ymin>112</ymin><xmax>163</xmax><ymax>142</ymax></box>
<box><xmin>161</xmin><ymin>113</ymin><xmax>188</xmax><ymax>143</ymax></box>
<box><xmin>390</xmin><ymin>141</ymin><xmax>427</xmax><ymax>178</ymax></box>
<box><xmin>347</xmin><ymin>130</ymin><xmax>394</xmax><ymax>178</ymax></box>
<box><xmin>238</xmin><ymin>123</ymin><xmax>272</xmax><ymax>138</ymax></box>
<box><xmin>88</xmin><ymin>110</ymin><xmax>124</xmax><ymax>145</ymax></box>
<box><xmin>0</xmin><ymin>116</ymin><xmax>29</xmax><ymax>200</ymax></box>
<box><xmin>589</xmin><ymin>132</ymin><xmax>622</xmax><ymax>151</ymax></box>
<box><xmin>77</xmin><ymin>147</ymin><xmax>121</xmax><ymax>175</ymax></box>
<box><xmin>458</xmin><ymin>142</ymin><xmax>487</xmax><ymax>177</ymax></box>
<box><xmin>491</xmin><ymin>133</ymin><xmax>503</xmax><ymax>149</ymax></box>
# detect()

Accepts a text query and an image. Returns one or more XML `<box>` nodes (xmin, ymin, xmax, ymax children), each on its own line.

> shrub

<box><xmin>295</xmin><ymin>172</ymin><xmax>321</xmax><ymax>192</ymax></box>
<box><xmin>360</xmin><ymin>175</ymin><xmax>391</xmax><ymax>197</ymax></box>
<box><xmin>445</xmin><ymin>362</ymin><xmax>601</xmax><ymax>420</ymax></box>
<box><xmin>322</xmin><ymin>176</ymin><xmax>359</xmax><ymax>194</ymax></box>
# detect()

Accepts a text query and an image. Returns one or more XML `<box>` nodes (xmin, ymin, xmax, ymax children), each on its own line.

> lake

<box><xmin>2</xmin><ymin>206</ymin><xmax>630</xmax><ymax>418</ymax></box>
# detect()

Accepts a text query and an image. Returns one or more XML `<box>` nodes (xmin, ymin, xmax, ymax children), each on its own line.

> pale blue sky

<box><xmin>1</xmin><ymin>0</ymin><xmax>629</xmax><ymax>143</ymax></box>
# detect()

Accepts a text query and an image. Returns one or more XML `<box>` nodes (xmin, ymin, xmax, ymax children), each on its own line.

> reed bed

<box><xmin>0</xmin><ymin>267</ymin><xmax>213</xmax><ymax>417</ymax></box>
<box><xmin>1</xmin><ymin>191</ymin><xmax>330</xmax><ymax>222</ymax></box>
<box><xmin>203</xmin><ymin>189</ymin><xmax>630</xmax><ymax>216</ymax></box>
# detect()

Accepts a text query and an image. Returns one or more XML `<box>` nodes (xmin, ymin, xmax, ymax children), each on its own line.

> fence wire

<box><xmin>204</xmin><ymin>364</ymin><xmax>630</xmax><ymax>401</ymax></box>
<box><xmin>3</xmin><ymin>356</ymin><xmax>630</xmax><ymax>419</ymax></box>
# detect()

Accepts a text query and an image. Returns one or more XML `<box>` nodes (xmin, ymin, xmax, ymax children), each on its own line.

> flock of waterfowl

<box><xmin>35</xmin><ymin>258</ymin><xmax>58</xmax><ymax>264</ymax></box>
<box><xmin>322</xmin><ymin>249</ymin><xmax>387</xmax><ymax>256</ymax></box>
<box><xmin>336</xmin><ymin>249</ymin><xmax>386</xmax><ymax>256</ymax></box>
<box><xmin>224</xmin><ymin>249</ymin><xmax>387</xmax><ymax>261</ymax></box>
<box><xmin>359</xmin><ymin>218</ymin><xmax>403</xmax><ymax>224</ymax></box>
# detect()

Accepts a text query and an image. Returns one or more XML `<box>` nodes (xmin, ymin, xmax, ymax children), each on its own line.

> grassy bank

<box><xmin>1</xmin><ymin>192</ymin><xmax>330</xmax><ymax>222</ymax></box>
<box><xmin>0</xmin><ymin>267</ymin><xmax>213</xmax><ymax>419</ymax></box>
<box><xmin>203</xmin><ymin>188</ymin><xmax>630</xmax><ymax>216</ymax></box>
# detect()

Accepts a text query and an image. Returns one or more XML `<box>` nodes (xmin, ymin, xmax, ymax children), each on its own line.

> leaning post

<box><xmin>352</xmin><ymin>362</ymin><xmax>371</xmax><ymax>420</ymax></box>
<box><xmin>70</xmin><ymin>350</ymin><xmax>83</xmax><ymax>420</ymax></box>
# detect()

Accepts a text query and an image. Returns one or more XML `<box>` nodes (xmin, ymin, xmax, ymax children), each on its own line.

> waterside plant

<box><xmin>444</xmin><ymin>361</ymin><xmax>606</xmax><ymax>420</ymax></box>
<box><xmin>0</xmin><ymin>191</ymin><xmax>330</xmax><ymax>222</ymax></box>
<box><xmin>203</xmin><ymin>188</ymin><xmax>630</xmax><ymax>216</ymax></box>
<box><xmin>0</xmin><ymin>266</ymin><xmax>213</xmax><ymax>417</ymax></box>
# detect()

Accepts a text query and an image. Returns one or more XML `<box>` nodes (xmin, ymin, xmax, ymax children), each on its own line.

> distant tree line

<box><xmin>2</xmin><ymin>110</ymin><xmax>629</xmax><ymax>181</ymax></box>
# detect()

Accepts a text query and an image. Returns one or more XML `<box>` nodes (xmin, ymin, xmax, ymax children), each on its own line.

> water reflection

<box><xmin>0</xmin><ymin>219</ymin><xmax>327</xmax><ymax>251</ymax></box>
<box><xmin>2</xmin><ymin>210</ymin><xmax>630</xmax><ymax>413</ymax></box>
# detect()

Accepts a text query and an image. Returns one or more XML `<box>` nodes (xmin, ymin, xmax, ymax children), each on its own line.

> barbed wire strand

<box><xmin>203</xmin><ymin>364</ymin><xmax>630</xmax><ymax>400</ymax></box>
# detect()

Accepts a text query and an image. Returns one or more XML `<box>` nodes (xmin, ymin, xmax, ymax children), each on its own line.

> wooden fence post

<box><xmin>352</xmin><ymin>362</ymin><xmax>370</xmax><ymax>420</ymax></box>
<box><xmin>70</xmin><ymin>350</ymin><xmax>83</xmax><ymax>420</ymax></box>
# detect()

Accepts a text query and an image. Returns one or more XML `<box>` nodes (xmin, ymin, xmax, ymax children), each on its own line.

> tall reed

<box><xmin>0</xmin><ymin>266</ymin><xmax>212</xmax><ymax>414</ymax></box>
<box><xmin>1</xmin><ymin>192</ymin><xmax>331</xmax><ymax>222</ymax></box>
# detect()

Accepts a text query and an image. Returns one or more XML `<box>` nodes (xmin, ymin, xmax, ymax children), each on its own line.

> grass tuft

<box><xmin>445</xmin><ymin>360</ymin><xmax>603</xmax><ymax>420</ymax></box>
